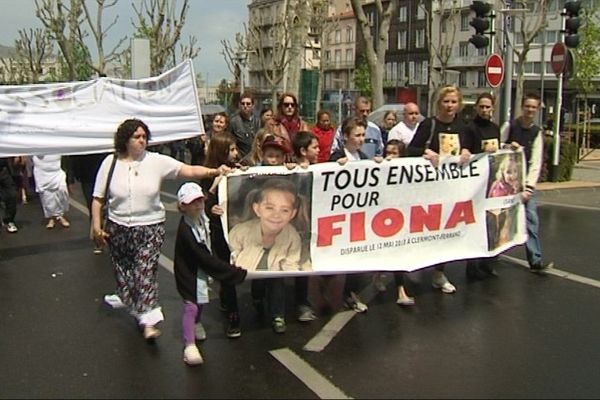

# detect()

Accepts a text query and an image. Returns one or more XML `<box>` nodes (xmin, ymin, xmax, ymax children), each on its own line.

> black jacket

<box><xmin>174</xmin><ymin>216</ymin><xmax>247</xmax><ymax>303</ymax></box>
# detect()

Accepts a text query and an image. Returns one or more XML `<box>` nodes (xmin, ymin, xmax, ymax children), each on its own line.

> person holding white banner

<box><xmin>464</xmin><ymin>92</ymin><xmax>502</xmax><ymax>280</ymax></box>
<box><xmin>500</xmin><ymin>93</ymin><xmax>554</xmax><ymax>274</ymax></box>
<box><xmin>407</xmin><ymin>85</ymin><xmax>472</xmax><ymax>294</ymax></box>
<box><xmin>91</xmin><ymin>118</ymin><xmax>231</xmax><ymax>341</ymax></box>
<box><xmin>330</xmin><ymin>116</ymin><xmax>382</xmax><ymax>312</ymax></box>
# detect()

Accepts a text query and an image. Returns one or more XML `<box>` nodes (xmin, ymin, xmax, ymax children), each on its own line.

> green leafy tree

<box><xmin>573</xmin><ymin>7</ymin><xmax>600</xmax><ymax>105</ymax></box>
<box><xmin>353</xmin><ymin>58</ymin><xmax>372</xmax><ymax>98</ymax></box>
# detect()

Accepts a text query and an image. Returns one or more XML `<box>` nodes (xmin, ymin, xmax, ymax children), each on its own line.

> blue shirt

<box><xmin>330</xmin><ymin>120</ymin><xmax>383</xmax><ymax>159</ymax></box>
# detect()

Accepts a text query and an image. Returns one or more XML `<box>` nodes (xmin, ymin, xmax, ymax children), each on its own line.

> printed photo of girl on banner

<box><xmin>225</xmin><ymin>172</ymin><xmax>313</xmax><ymax>273</ymax></box>
<box><xmin>486</xmin><ymin>152</ymin><xmax>523</xmax><ymax>198</ymax></box>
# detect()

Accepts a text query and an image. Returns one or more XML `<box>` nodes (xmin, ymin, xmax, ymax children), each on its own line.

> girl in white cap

<box><xmin>174</xmin><ymin>182</ymin><xmax>247</xmax><ymax>366</ymax></box>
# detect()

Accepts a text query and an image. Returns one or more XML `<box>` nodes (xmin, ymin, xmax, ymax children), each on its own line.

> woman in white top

<box><xmin>32</xmin><ymin>154</ymin><xmax>71</xmax><ymax>229</ymax></box>
<box><xmin>91</xmin><ymin>118</ymin><xmax>229</xmax><ymax>340</ymax></box>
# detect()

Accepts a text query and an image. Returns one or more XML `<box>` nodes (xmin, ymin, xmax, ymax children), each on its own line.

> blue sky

<box><xmin>0</xmin><ymin>0</ymin><xmax>248</xmax><ymax>85</ymax></box>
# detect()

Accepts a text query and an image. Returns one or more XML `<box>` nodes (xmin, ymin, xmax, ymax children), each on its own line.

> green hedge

<box><xmin>539</xmin><ymin>136</ymin><xmax>577</xmax><ymax>182</ymax></box>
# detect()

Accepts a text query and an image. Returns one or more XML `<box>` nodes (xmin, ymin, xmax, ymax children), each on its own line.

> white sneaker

<box><xmin>345</xmin><ymin>292</ymin><xmax>368</xmax><ymax>313</ymax></box>
<box><xmin>432</xmin><ymin>271</ymin><xmax>456</xmax><ymax>294</ymax></box>
<box><xmin>6</xmin><ymin>222</ymin><xmax>18</xmax><ymax>233</ymax></box>
<box><xmin>195</xmin><ymin>323</ymin><xmax>207</xmax><ymax>341</ymax></box>
<box><xmin>372</xmin><ymin>273</ymin><xmax>387</xmax><ymax>292</ymax></box>
<box><xmin>183</xmin><ymin>345</ymin><xmax>204</xmax><ymax>366</ymax></box>
<box><xmin>103</xmin><ymin>294</ymin><xmax>126</xmax><ymax>309</ymax></box>
<box><xmin>298</xmin><ymin>305</ymin><xmax>317</xmax><ymax>322</ymax></box>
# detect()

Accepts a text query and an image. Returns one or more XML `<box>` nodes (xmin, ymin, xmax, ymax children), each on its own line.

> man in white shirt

<box><xmin>388</xmin><ymin>102</ymin><xmax>421</xmax><ymax>146</ymax></box>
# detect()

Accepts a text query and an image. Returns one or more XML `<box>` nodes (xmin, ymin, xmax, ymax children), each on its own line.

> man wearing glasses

<box><xmin>330</xmin><ymin>96</ymin><xmax>383</xmax><ymax>158</ymax></box>
<box><xmin>230</xmin><ymin>93</ymin><xmax>260</xmax><ymax>158</ymax></box>
<box><xmin>388</xmin><ymin>102</ymin><xmax>421</xmax><ymax>147</ymax></box>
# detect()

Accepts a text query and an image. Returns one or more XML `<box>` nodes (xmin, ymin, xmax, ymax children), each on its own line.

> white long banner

<box><xmin>0</xmin><ymin>60</ymin><xmax>203</xmax><ymax>157</ymax></box>
<box><xmin>220</xmin><ymin>151</ymin><xmax>527</xmax><ymax>277</ymax></box>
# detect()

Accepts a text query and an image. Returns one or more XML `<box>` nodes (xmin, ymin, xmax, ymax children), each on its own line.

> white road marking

<box><xmin>304</xmin><ymin>276</ymin><xmax>380</xmax><ymax>353</ymax></box>
<box><xmin>270</xmin><ymin>348</ymin><xmax>352</xmax><ymax>399</ymax></box>
<box><xmin>500</xmin><ymin>254</ymin><xmax>600</xmax><ymax>289</ymax></box>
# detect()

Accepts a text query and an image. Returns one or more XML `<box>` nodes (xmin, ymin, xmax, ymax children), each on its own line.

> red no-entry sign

<box><xmin>551</xmin><ymin>42</ymin><xmax>567</xmax><ymax>75</ymax></box>
<box><xmin>485</xmin><ymin>54</ymin><xmax>504</xmax><ymax>88</ymax></box>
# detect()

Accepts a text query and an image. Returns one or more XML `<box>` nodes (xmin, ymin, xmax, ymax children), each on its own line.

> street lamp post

<box><xmin>498</xmin><ymin>6</ymin><xmax>529</xmax><ymax>126</ymax></box>
<box><xmin>332</xmin><ymin>78</ymin><xmax>345</xmax><ymax>126</ymax></box>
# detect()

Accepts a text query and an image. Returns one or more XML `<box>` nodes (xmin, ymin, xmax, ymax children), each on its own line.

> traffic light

<box><xmin>469</xmin><ymin>1</ymin><xmax>492</xmax><ymax>49</ymax></box>
<box><xmin>564</xmin><ymin>1</ymin><xmax>582</xmax><ymax>48</ymax></box>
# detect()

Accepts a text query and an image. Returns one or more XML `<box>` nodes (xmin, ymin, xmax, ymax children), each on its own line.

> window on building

<box><xmin>325</xmin><ymin>50</ymin><xmax>331</xmax><ymax>61</ymax></box>
<box><xmin>459</xmin><ymin>42</ymin><xmax>469</xmax><ymax>57</ymax></box>
<box><xmin>398</xmin><ymin>30</ymin><xmax>407</xmax><ymax>50</ymax></box>
<box><xmin>461</xmin><ymin>12</ymin><xmax>470</xmax><ymax>31</ymax></box>
<box><xmin>345</xmin><ymin>49</ymin><xmax>353</xmax><ymax>63</ymax></box>
<box><xmin>417</xmin><ymin>3</ymin><xmax>426</xmax><ymax>20</ymax></box>
<box><xmin>421</xmin><ymin>61</ymin><xmax>429</xmax><ymax>85</ymax></box>
<box><xmin>346</xmin><ymin>27</ymin><xmax>353</xmax><ymax>42</ymax></box>
<box><xmin>368</xmin><ymin>11</ymin><xmax>374</xmax><ymax>26</ymax></box>
<box><xmin>335</xmin><ymin>29</ymin><xmax>341</xmax><ymax>44</ymax></box>
<box><xmin>415</xmin><ymin>61</ymin><xmax>423</xmax><ymax>84</ymax></box>
<box><xmin>546</xmin><ymin>30</ymin><xmax>558</xmax><ymax>43</ymax></box>
<box><xmin>478</xmin><ymin>71</ymin><xmax>487</xmax><ymax>87</ymax></box>
<box><xmin>392</xmin><ymin>62</ymin><xmax>398</xmax><ymax>81</ymax></box>
<box><xmin>415</xmin><ymin>29</ymin><xmax>425</xmax><ymax>48</ymax></box>
<box><xmin>386</xmin><ymin>62</ymin><xmax>393</xmax><ymax>81</ymax></box>
<box><xmin>398</xmin><ymin>61</ymin><xmax>406</xmax><ymax>83</ymax></box>
<box><xmin>514</xmin><ymin>32</ymin><xmax>523</xmax><ymax>45</ymax></box>
<box><xmin>459</xmin><ymin>71</ymin><xmax>467</xmax><ymax>87</ymax></box>
<box><xmin>335</xmin><ymin>49</ymin><xmax>342</xmax><ymax>63</ymax></box>
<box><xmin>399</xmin><ymin>6</ymin><xmax>407</xmax><ymax>22</ymax></box>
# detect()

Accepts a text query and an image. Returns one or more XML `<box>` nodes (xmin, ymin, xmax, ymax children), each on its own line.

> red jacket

<box><xmin>311</xmin><ymin>125</ymin><xmax>335</xmax><ymax>163</ymax></box>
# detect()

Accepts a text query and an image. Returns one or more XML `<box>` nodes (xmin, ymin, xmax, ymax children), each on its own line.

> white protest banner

<box><xmin>220</xmin><ymin>151</ymin><xmax>527</xmax><ymax>277</ymax></box>
<box><xmin>0</xmin><ymin>60</ymin><xmax>203</xmax><ymax>157</ymax></box>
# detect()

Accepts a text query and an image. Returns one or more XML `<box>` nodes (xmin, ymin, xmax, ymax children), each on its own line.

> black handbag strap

<box><xmin>425</xmin><ymin>118</ymin><xmax>436</xmax><ymax>150</ymax></box>
<box><xmin>103</xmin><ymin>154</ymin><xmax>117</xmax><ymax>203</ymax></box>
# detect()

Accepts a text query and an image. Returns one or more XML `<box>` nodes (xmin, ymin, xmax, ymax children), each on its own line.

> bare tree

<box><xmin>246</xmin><ymin>1</ymin><xmax>294</xmax><ymax>106</ymax></box>
<box><xmin>80</xmin><ymin>0</ymin><xmax>127</xmax><ymax>76</ymax></box>
<box><xmin>221</xmin><ymin>31</ymin><xmax>249</xmax><ymax>93</ymax></box>
<box><xmin>311</xmin><ymin>0</ymin><xmax>339</xmax><ymax>118</ymax></box>
<box><xmin>0</xmin><ymin>58</ymin><xmax>28</xmax><ymax>84</ymax></box>
<box><xmin>132</xmin><ymin>0</ymin><xmax>199</xmax><ymax>75</ymax></box>
<box><xmin>35</xmin><ymin>0</ymin><xmax>87</xmax><ymax>81</ymax></box>
<box><xmin>501</xmin><ymin>0</ymin><xmax>549</xmax><ymax>115</ymax></box>
<box><xmin>424</xmin><ymin>1</ymin><xmax>461</xmax><ymax>92</ymax></box>
<box><xmin>14</xmin><ymin>28</ymin><xmax>53</xmax><ymax>83</ymax></box>
<box><xmin>350</xmin><ymin>0</ymin><xmax>398</xmax><ymax>109</ymax></box>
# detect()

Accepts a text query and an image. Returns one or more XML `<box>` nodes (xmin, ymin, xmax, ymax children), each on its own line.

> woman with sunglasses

<box><xmin>275</xmin><ymin>93</ymin><xmax>308</xmax><ymax>143</ymax></box>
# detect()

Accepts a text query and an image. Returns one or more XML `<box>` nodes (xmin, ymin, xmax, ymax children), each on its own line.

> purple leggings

<box><xmin>182</xmin><ymin>301</ymin><xmax>203</xmax><ymax>345</ymax></box>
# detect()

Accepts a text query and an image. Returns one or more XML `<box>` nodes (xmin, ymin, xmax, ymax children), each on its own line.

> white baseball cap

<box><xmin>177</xmin><ymin>182</ymin><xmax>205</xmax><ymax>204</ymax></box>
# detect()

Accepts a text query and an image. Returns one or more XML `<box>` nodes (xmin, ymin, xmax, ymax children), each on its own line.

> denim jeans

<box><xmin>525</xmin><ymin>193</ymin><xmax>542</xmax><ymax>266</ymax></box>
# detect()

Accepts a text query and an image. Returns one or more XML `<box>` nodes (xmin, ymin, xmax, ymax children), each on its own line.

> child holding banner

<box><xmin>201</xmin><ymin>133</ymin><xmax>245</xmax><ymax>338</ymax></box>
<box><xmin>329</xmin><ymin>116</ymin><xmax>378</xmax><ymax>312</ymax></box>
<box><xmin>229</xmin><ymin>138</ymin><xmax>307</xmax><ymax>333</ymax></box>
<box><xmin>174</xmin><ymin>182</ymin><xmax>247</xmax><ymax>365</ymax></box>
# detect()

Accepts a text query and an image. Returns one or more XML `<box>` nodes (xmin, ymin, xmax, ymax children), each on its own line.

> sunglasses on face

<box><xmin>283</xmin><ymin>102</ymin><xmax>296</xmax><ymax>108</ymax></box>
<box><xmin>240</xmin><ymin>101</ymin><xmax>253</xmax><ymax>106</ymax></box>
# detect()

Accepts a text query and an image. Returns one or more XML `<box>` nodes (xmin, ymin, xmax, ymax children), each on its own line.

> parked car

<box><xmin>368</xmin><ymin>103</ymin><xmax>405</xmax><ymax>126</ymax></box>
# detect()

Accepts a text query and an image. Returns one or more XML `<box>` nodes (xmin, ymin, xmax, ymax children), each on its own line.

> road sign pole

<box><xmin>551</xmin><ymin>10</ymin><xmax>567</xmax><ymax>182</ymax></box>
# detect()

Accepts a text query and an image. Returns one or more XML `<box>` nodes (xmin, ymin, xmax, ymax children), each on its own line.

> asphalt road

<box><xmin>1</xmin><ymin>181</ymin><xmax>599</xmax><ymax>399</ymax></box>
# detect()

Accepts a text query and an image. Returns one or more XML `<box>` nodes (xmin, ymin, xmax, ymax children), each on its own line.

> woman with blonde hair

<box><xmin>407</xmin><ymin>85</ymin><xmax>472</xmax><ymax>294</ymax></box>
